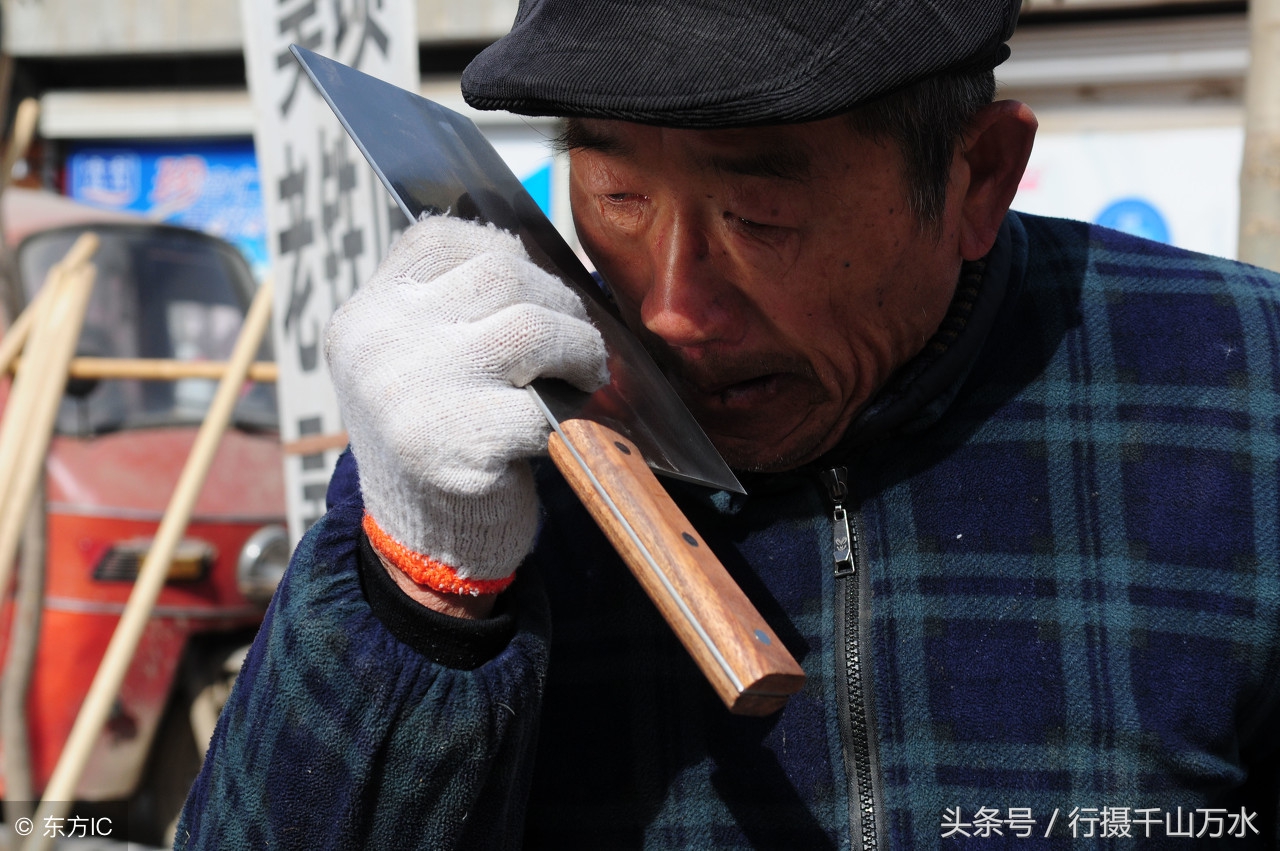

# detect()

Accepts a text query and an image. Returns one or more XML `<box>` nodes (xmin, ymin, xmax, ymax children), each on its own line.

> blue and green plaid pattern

<box><xmin>856</xmin><ymin>214</ymin><xmax>1280</xmax><ymax>848</ymax></box>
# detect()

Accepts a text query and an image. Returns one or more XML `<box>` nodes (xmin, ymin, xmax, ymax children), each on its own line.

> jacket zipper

<box><xmin>820</xmin><ymin>466</ymin><xmax>881</xmax><ymax>851</ymax></box>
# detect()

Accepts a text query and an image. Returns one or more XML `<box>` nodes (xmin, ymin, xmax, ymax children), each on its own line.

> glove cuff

<box><xmin>363</xmin><ymin>513</ymin><xmax>518</xmax><ymax>597</ymax></box>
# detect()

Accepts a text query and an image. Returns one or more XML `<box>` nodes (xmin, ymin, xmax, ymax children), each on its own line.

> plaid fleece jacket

<box><xmin>178</xmin><ymin>212</ymin><xmax>1280</xmax><ymax>849</ymax></box>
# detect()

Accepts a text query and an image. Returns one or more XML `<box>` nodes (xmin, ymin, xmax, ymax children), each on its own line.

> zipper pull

<box><xmin>819</xmin><ymin>467</ymin><xmax>856</xmax><ymax>578</ymax></box>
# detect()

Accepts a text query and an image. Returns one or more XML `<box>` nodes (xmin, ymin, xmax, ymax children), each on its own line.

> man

<box><xmin>178</xmin><ymin>1</ymin><xmax>1280</xmax><ymax>848</ymax></box>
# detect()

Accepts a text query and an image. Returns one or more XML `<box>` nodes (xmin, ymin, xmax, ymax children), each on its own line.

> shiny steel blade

<box><xmin>293</xmin><ymin>46</ymin><xmax>744</xmax><ymax>494</ymax></box>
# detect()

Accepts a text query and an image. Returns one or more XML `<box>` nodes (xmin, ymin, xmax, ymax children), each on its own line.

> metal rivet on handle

<box><xmin>614</xmin><ymin>441</ymin><xmax>632</xmax><ymax>455</ymax></box>
<box><xmin>681</xmin><ymin>532</ymin><xmax>698</xmax><ymax>547</ymax></box>
<box><xmin>754</xmin><ymin>629</ymin><xmax>772</xmax><ymax>645</ymax></box>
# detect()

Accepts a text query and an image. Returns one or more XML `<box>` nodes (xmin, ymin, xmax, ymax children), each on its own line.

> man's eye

<box><xmin>724</xmin><ymin>209</ymin><xmax>776</xmax><ymax>229</ymax></box>
<box><xmin>595</xmin><ymin>193</ymin><xmax>647</xmax><ymax>229</ymax></box>
<box><xmin>725</xmin><ymin>213</ymin><xmax>796</xmax><ymax>250</ymax></box>
<box><xmin>729</xmin><ymin>214</ymin><xmax>781</xmax><ymax>236</ymax></box>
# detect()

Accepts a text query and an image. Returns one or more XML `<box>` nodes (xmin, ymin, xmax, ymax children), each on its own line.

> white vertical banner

<box><xmin>241</xmin><ymin>0</ymin><xmax>418</xmax><ymax>542</ymax></box>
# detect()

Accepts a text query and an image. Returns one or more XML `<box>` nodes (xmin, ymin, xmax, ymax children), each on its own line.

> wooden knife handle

<box><xmin>548</xmin><ymin>418</ymin><xmax>806</xmax><ymax>716</ymax></box>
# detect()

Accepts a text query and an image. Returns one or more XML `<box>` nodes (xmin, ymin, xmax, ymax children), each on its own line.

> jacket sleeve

<box><xmin>173</xmin><ymin>458</ymin><xmax>550</xmax><ymax>850</ymax></box>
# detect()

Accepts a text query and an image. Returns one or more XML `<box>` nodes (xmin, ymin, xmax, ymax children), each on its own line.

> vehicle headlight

<box><xmin>236</xmin><ymin>525</ymin><xmax>290</xmax><ymax>604</ymax></box>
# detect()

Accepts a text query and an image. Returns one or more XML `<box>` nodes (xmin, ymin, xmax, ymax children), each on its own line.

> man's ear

<box><xmin>955</xmin><ymin>100</ymin><xmax>1037</xmax><ymax>261</ymax></box>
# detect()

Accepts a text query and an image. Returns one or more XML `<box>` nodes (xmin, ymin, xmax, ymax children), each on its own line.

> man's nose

<box><xmin>640</xmin><ymin>214</ymin><xmax>736</xmax><ymax>349</ymax></box>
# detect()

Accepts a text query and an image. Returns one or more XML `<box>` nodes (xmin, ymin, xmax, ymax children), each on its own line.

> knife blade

<box><xmin>293</xmin><ymin>45</ymin><xmax>805</xmax><ymax>714</ymax></box>
<box><xmin>293</xmin><ymin>45</ymin><xmax>738</xmax><ymax>494</ymax></box>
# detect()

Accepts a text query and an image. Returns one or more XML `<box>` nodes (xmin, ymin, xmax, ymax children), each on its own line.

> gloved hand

<box><xmin>325</xmin><ymin>215</ymin><xmax>609</xmax><ymax>596</ymax></box>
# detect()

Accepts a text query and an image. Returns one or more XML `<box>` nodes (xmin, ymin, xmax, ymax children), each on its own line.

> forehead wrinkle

<box><xmin>562</xmin><ymin>119</ymin><xmax>813</xmax><ymax>183</ymax></box>
<box><xmin>691</xmin><ymin>145</ymin><xmax>813</xmax><ymax>183</ymax></box>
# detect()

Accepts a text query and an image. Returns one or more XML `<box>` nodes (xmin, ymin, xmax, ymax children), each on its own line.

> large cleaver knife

<box><xmin>293</xmin><ymin>46</ymin><xmax>804</xmax><ymax>715</ymax></box>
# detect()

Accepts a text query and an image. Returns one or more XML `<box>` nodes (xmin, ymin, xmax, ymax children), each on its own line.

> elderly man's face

<box><xmin>567</xmin><ymin>116</ymin><xmax>970</xmax><ymax>472</ymax></box>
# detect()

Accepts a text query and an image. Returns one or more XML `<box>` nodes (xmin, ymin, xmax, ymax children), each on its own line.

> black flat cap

<box><xmin>461</xmin><ymin>0</ymin><xmax>1020</xmax><ymax>128</ymax></box>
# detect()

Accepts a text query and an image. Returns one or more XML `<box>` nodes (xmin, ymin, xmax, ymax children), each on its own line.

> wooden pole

<box><xmin>0</xmin><ymin>234</ymin><xmax>98</xmax><ymax>530</ymax></box>
<box><xmin>1239</xmin><ymin>0</ymin><xmax>1280</xmax><ymax>270</ymax></box>
<box><xmin>6</xmin><ymin>356</ymin><xmax>278</xmax><ymax>383</ymax></box>
<box><xmin>0</xmin><ymin>98</ymin><xmax>37</xmax><ymax>193</ymax></box>
<box><xmin>0</xmin><ymin>104</ymin><xmax>68</xmax><ymax>844</ymax></box>
<box><xmin>0</xmin><ymin>283</ymin><xmax>54</xmax><ymax>378</ymax></box>
<box><xmin>0</xmin><ymin>97</ymin><xmax>39</xmax><ymax>338</ymax></box>
<box><xmin>0</xmin><ymin>254</ymin><xmax>96</xmax><ymax>604</ymax></box>
<box><xmin>0</xmin><ymin>265</ymin><xmax>90</xmax><ymax>838</ymax></box>
<box><xmin>26</xmin><ymin>278</ymin><xmax>274</xmax><ymax>849</ymax></box>
<box><xmin>0</xmin><ymin>233</ymin><xmax>100</xmax><ymax>378</ymax></box>
<box><xmin>2</xmin><ymin>478</ymin><xmax>45</xmax><ymax>825</ymax></box>
<box><xmin>0</xmin><ymin>284</ymin><xmax>60</xmax><ymax>498</ymax></box>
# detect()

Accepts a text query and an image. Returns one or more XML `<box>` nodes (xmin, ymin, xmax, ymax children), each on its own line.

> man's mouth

<box><xmin>655</xmin><ymin>355</ymin><xmax>838</xmax><ymax>468</ymax></box>
<box><xmin>643</xmin><ymin>342</ymin><xmax>820</xmax><ymax>420</ymax></box>
<box><xmin>689</xmin><ymin>373</ymin><xmax>784</xmax><ymax>409</ymax></box>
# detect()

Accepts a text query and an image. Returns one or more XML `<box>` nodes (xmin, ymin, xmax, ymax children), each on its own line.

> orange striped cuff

<box><xmin>362</xmin><ymin>513</ymin><xmax>516</xmax><ymax>597</ymax></box>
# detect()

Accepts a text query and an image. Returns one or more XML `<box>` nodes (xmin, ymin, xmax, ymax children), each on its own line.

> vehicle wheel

<box><xmin>130</xmin><ymin>636</ymin><xmax>249</xmax><ymax>847</ymax></box>
<box><xmin>129</xmin><ymin>681</ymin><xmax>203</xmax><ymax>847</ymax></box>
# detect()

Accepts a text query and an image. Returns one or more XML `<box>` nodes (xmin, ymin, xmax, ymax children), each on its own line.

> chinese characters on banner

<box><xmin>241</xmin><ymin>0</ymin><xmax>417</xmax><ymax>541</ymax></box>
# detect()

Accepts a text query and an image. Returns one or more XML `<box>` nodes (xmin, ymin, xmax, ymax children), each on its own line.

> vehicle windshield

<box><xmin>17</xmin><ymin>223</ymin><xmax>278</xmax><ymax>435</ymax></box>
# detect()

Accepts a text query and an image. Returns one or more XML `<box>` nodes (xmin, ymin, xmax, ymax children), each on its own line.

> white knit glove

<box><xmin>325</xmin><ymin>215</ymin><xmax>608</xmax><ymax>595</ymax></box>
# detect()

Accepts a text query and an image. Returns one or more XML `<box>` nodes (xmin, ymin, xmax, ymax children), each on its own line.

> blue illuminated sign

<box><xmin>1095</xmin><ymin>197</ymin><xmax>1171</xmax><ymax>245</ymax></box>
<box><xmin>67</xmin><ymin>140</ymin><xmax>269</xmax><ymax>279</ymax></box>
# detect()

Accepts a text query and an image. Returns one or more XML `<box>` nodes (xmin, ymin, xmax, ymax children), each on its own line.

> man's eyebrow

<box><xmin>552</xmin><ymin>120</ymin><xmax>631</xmax><ymax>156</ymax></box>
